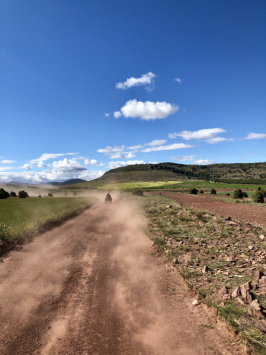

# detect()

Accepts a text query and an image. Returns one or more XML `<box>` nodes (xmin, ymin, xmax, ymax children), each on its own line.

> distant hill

<box><xmin>74</xmin><ymin>162</ymin><xmax>266</xmax><ymax>187</ymax></box>
<box><xmin>48</xmin><ymin>179</ymin><xmax>87</xmax><ymax>186</ymax></box>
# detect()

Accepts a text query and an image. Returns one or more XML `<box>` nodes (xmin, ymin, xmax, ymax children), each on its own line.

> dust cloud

<box><xmin>110</xmin><ymin>199</ymin><xmax>181</xmax><ymax>355</ymax></box>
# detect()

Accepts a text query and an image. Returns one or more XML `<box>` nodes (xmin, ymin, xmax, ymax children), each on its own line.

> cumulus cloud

<box><xmin>144</xmin><ymin>139</ymin><xmax>167</xmax><ymax>146</ymax></box>
<box><xmin>1</xmin><ymin>160</ymin><xmax>16</xmax><ymax>164</ymax></box>
<box><xmin>128</xmin><ymin>145</ymin><xmax>143</xmax><ymax>150</ymax></box>
<box><xmin>243</xmin><ymin>133</ymin><xmax>266</xmax><ymax>140</ymax></box>
<box><xmin>174</xmin><ymin>78</ymin><xmax>182</xmax><ymax>84</ymax></box>
<box><xmin>115</xmin><ymin>99</ymin><xmax>178</xmax><ymax>120</ymax></box>
<box><xmin>109</xmin><ymin>152</ymin><xmax>136</xmax><ymax>159</ymax></box>
<box><xmin>105</xmin><ymin>113</ymin><xmax>110</xmax><ymax>117</ymax></box>
<box><xmin>142</xmin><ymin>143</ymin><xmax>193</xmax><ymax>152</ymax></box>
<box><xmin>115</xmin><ymin>72</ymin><xmax>156</xmax><ymax>90</ymax></box>
<box><xmin>106</xmin><ymin>160</ymin><xmax>145</xmax><ymax>170</ymax></box>
<box><xmin>97</xmin><ymin>145</ymin><xmax>125</xmax><ymax>155</ymax></box>
<box><xmin>169</xmin><ymin>128</ymin><xmax>226</xmax><ymax>140</ymax></box>
<box><xmin>30</xmin><ymin>152</ymin><xmax>76</xmax><ymax>164</ymax></box>
<box><xmin>38</xmin><ymin>161</ymin><xmax>47</xmax><ymax>168</ymax></box>
<box><xmin>192</xmin><ymin>159</ymin><xmax>215</xmax><ymax>165</ymax></box>
<box><xmin>174</xmin><ymin>155</ymin><xmax>194</xmax><ymax>162</ymax></box>
<box><xmin>84</xmin><ymin>159</ymin><xmax>104</xmax><ymax>166</ymax></box>
<box><xmin>114</xmin><ymin>111</ymin><xmax>122</xmax><ymax>118</ymax></box>
<box><xmin>20</xmin><ymin>164</ymin><xmax>32</xmax><ymax>170</ymax></box>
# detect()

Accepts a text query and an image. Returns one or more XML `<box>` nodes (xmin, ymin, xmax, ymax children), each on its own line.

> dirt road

<box><xmin>0</xmin><ymin>199</ymin><xmax>241</xmax><ymax>355</ymax></box>
<box><xmin>151</xmin><ymin>191</ymin><xmax>266</xmax><ymax>228</ymax></box>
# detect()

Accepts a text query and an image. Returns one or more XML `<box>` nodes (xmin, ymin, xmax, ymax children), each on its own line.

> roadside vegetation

<box><xmin>130</xmin><ymin>193</ymin><xmax>266</xmax><ymax>354</ymax></box>
<box><xmin>0</xmin><ymin>197</ymin><xmax>96</xmax><ymax>252</ymax></box>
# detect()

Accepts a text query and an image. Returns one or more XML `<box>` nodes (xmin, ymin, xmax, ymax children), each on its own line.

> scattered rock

<box><xmin>226</xmin><ymin>217</ymin><xmax>231</xmax><ymax>221</ymax></box>
<box><xmin>253</xmin><ymin>319</ymin><xmax>266</xmax><ymax>333</ymax></box>
<box><xmin>248</xmin><ymin>246</ymin><xmax>254</xmax><ymax>250</ymax></box>
<box><xmin>172</xmin><ymin>258</ymin><xmax>178</xmax><ymax>265</ymax></box>
<box><xmin>192</xmin><ymin>299</ymin><xmax>200</xmax><ymax>306</ymax></box>
<box><xmin>232</xmin><ymin>286</ymin><xmax>241</xmax><ymax>298</ymax></box>
<box><xmin>259</xmin><ymin>276</ymin><xmax>266</xmax><ymax>286</ymax></box>
<box><xmin>250</xmin><ymin>300</ymin><xmax>261</xmax><ymax>311</ymax></box>
<box><xmin>202</xmin><ymin>265</ymin><xmax>208</xmax><ymax>273</ymax></box>
<box><xmin>166</xmin><ymin>205</ymin><xmax>172</xmax><ymax>209</ymax></box>
<box><xmin>228</xmin><ymin>221</ymin><xmax>237</xmax><ymax>226</ymax></box>
<box><xmin>237</xmin><ymin>297</ymin><xmax>245</xmax><ymax>306</ymax></box>
<box><xmin>227</xmin><ymin>256</ymin><xmax>235</xmax><ymax>262</ymax></box>
<box><xmin>223</xmin><ymin>294</ymin><xmax>231</xmax><ymax>300</ymax></box>
<box><xmin>251</xmin><ymin>281</ymin><xmax>258</xmax><ymax>290</ymax></box>
<box><xmin>254</xmin><ymin>270</ymin><xmax>263</xmax><ymax>280</ymax></box>
<box><xmin>218</xmin><ymin>286</ymin><xmax>228</xmax><ymax>295</ymax></box>
<box><xmin>255</xmin><ymin>310</ymin><xmax>266</xmax><ymax>319</ymax></box>
<box><xmin>241</xmin><ymin>284</ymin><xmax>247</xmax><ymax>298</ymax></box>
<box><xmin>244</xmin><ymin>281</ymin><xmax>252</xmax><ymax>291</ymax></box>
<box><xmin>259</xmin><ymin>235</ymin><xmax>265</xmax><ymax>241</ymax></box>
<box><xmin>246</xmin><ymin>291</ymin><xmax>253</xmax><ymax>304</ymax></box>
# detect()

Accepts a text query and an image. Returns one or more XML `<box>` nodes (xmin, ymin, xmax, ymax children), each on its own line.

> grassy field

<box><xmin>126</xmin><ymin>193</ymin><xmax>266</xmax><ymax>354</ymax></box>
<box><xmin>93</xmin><ymin>181</ymin><xmax>181</xmax><ymax>190</ymax></box>
<box><xmin>0</xmin><ymin>197</ymin><xmax>96</xmax><ymax>243</ymax></box>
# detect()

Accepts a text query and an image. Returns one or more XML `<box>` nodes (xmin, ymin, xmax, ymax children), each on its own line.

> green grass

<box><xmin>0</xmin><ymin>197</ymin><xmax>96</xmax><ymax>242</ymax></box>
<box><xmin>75</xmin><ymin>181</ymin><xmax>181</xmax><ymax>190</ymax></box>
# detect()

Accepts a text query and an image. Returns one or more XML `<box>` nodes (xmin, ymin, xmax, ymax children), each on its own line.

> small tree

<box><xmin>242</xmin><ymin>192</ymin><xmax>248</xmax><ymax>198</ymax></box>
<box><xmin>257</xmin><ymin>187</ymin><xmax>261</xmax><ymax>191</ymax></box>
<box><xmin>18</xmin><ymin>190</ymin><xmax>29</xmax><ymax>198</ymax></box>
<box><xmin>0</xmin><ymin>188</ymin><xmax>10</xmax><ymax>199</ymax></box>
<box><xmin>10</xmin><ymin>191</ymin><xmax>17</xmax><ymax>197</ymax></box>
<box><xmin>199</xmin><ymin>190</ymin><xmax>204</xmax><ymax>194</ymax></box>
<box><xmin>48</xmin><ymin>193</ymin><xmax>53</xmax><ymax>197</ymax></box>
<box><xmin>189</xmin><ymin>188</ymin><xmax>198</xmax><ymax>195</ymax></box>
<box><xmin>210</xmin><ymin>189</ymin><xmax>216</xmax><ymax>194</ymax></box>
<box><xmin>233</xmin><ymin>189</ymin><xmax>243</xmax><ymax>199</ymax></box>
<box><xmin>132</xmin><ymin>189</ymin><xmax>143</xmax><ymax>196</ymax></box>
<box><xmin>253</xmin><ymin>191</ymin><xmax>264</xmax><ymax>203</ymax></box>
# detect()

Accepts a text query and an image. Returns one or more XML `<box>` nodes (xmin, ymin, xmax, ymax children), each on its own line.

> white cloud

<box><xmin>105</xmin><ymin>113</ymin><xmax>109</xmax><ymax>117</ymax></box>
<box><xmin>174</xmin><ymin>155</ymin><xmax>194</xmax><ymax>162</ymax></box>
<box><xmin>52</xmin><ymin>158</ymin><xmax>86</xmax><ymax>170</ymax></box>
<box><xmin>174</xmin><ymin>78</ymin><xmax>182</xmax><ymax>84</ymax></box>
<box><xmin>0</xmin><ymin>167</ymin><xmax>15</xmax><ymax>171</ymax></box>
<box><xmin>109</xmin><ymin>152</ymin><xmax>136</xmax><ymax>159</ymax></box>
<box><xmin>20</xmin><ymin>163</ymin><xmax>32</xmax><ymax>170</ymax></box>
<box><xmin>192</xmin><ymin>159</ymin><xmax>215</xmax><ymax>165</ymax></box>
<box><xmin>169</xmin><ymin>128</ymin><xmax>226</xmax><ymax>140</ymax></box>
<box><xmin>97</xmin><ymin>145</ymin><xmax>125</xmax><ymax>155</ymax></box>
<box><xmin>38</xmin><ymin>161</ymin><xmax>47</xmax><ymax>168</ymax></box>
<box><xmin>205</xmin><ymin>137</ymin><xmax>233</xmax><ymax>144</ymax></box>
<box><xmin>114</xmin><ymin>111</ymin><xmax>122</xmax><ymax>118</ymax></box>
<box><xmin>149</xmin><ymin>161</ymin><xmax>158</xmax><ymax>164</ymax></box>
<box><xmin>145</xmin><ymin>139</ymin><xmax>167</xmax><ymax>146</ymax></box>
<box><xmin>106</xmin><ymin>160</ymin><xmax>145</xmax><ymax>170</ymax></box>
<box><xmin>243</xmin><ymin>133</ymin><xmax>266</xmax><ymax>140</ymax></box>
<box><xmin>142</xmin><ymin>143</ymin><xmax>193</xmax><ymax>152</ymax></box>
<box><xmin>84</xmin><ymin>159</ymin><xmax>104</xmax><ymax>166</ymax></box>
<box><xmin>128</xmin><ymin>145</ymin><xmax>143</xmax><ymax>150</ymax></box>
<box><xmin>30</xmin><ymin>152</ymin><xmax>76</xmax><ymax>164</ymax></box>
<box><xmin>1</xmin><ymin>159</ymin><xmax>16</xmax><ymax>164</ymax></box>
<box><xmin>115</xmin><ymin>72</ymin><xmax>156</xmax><ymax>90</ymax></box>
<box><xmin>115</xmin><ymin>99</ymin><xmax>178</xmax><ymax>120</ymax></box>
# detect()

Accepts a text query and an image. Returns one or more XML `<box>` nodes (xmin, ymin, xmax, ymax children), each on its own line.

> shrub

<box><xmin>132</xmin><ymin>189</ymin><xmax>143</xmax><ymax>196</ymax></box>
<box><xmin>261</xmin><ymin>189</ymin><xmax>266</xmax><ymax>197</ymax></box>
<box><xmin>257</xmin><ymin>187</ymin><xmax>261</xmax><ymax>191</ymax></box>
<box><xmin>199</xmin><ymin>190</ymin><xmax>204</xmax><ymax>194</ymax></box>
<box><xmin>48</xmin><ymin>193</ymin><xmax>53</xmax><ymax>197</ymax></box>
<box><xmin>189</xmin><ymin>188</ymin><xmax>198</xmax><ymax>195</ymax></box>
<box><xmin>253</xmin><ymin>191</ymin><xmax>265</xmax><ymax>203</ymax></box>
<box><xmin>226</xmin><ymin>193</ymin><xmax>230</xmax><ymax>196</ymax></box>
<box><xmin>38</xmin><ymin>195</ymin><xmax>42</xmax><ymax>198</ymax></box>
<box><xmin>0</xmin><ymin>188</ymin><xmax>10</xmax><ymax>199</ymax></box>
<box><xmin>233</xmin><ymin>189</ymin><xmax>243</xmax><ymax>199</ymax></box>
<box><xmin>18</xmin><ymin>190</ymin><xmax>29</xmax><ymax>198</ymax></box>
<box><xmin>10</xmin><ymin>191</ymin><xmax>17</xmax><ymax>197</ymax></box>
<box><xmin>242</xmin><ymin>192</ymin><xmax>248</xmax><ymax>198</ymax></box>
<box><xmin>210</xmin><ymin>189</ymin><xmax>216</xmax><ymax>194</ymax></box>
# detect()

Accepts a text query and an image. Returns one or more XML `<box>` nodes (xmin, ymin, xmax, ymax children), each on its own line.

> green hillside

<box><xmin>73</xmin><ymin>162</ymin><xmax>266</xmax><ymax>188</ymax></box>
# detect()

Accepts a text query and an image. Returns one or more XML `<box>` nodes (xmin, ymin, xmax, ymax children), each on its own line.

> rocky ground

<box><xmin>140</xmin><ymin>193</ymin><xmax>266</xmax><ymax>354</ymax></box>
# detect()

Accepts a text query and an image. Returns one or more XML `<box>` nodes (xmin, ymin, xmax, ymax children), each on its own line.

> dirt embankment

<box><xmin>151</xmin><ymin>191</ymin><xmax>266</xmax><ymax>228</ymax></box>
<box><xmin>0</xmin><ymin>199</ymin><xmax>241</xmax><ymax>354</ymax></box>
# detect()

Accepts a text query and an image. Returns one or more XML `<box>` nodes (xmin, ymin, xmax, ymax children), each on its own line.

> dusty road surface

<box><xmin>0</xmin><ymin>199</ymin><xmax>241</xmax><ymax>355</ymax></box>
<box><xmin>151</xmin><ymin>191</ymin><xmax>266</xmax><ymax>228</ymax></box>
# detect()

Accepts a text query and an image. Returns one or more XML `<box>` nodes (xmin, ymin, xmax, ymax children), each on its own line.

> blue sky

<box><xmin>1</xmin><ymin>0</ymin><xmax>265</xmax><ymax>183</ymax></box>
